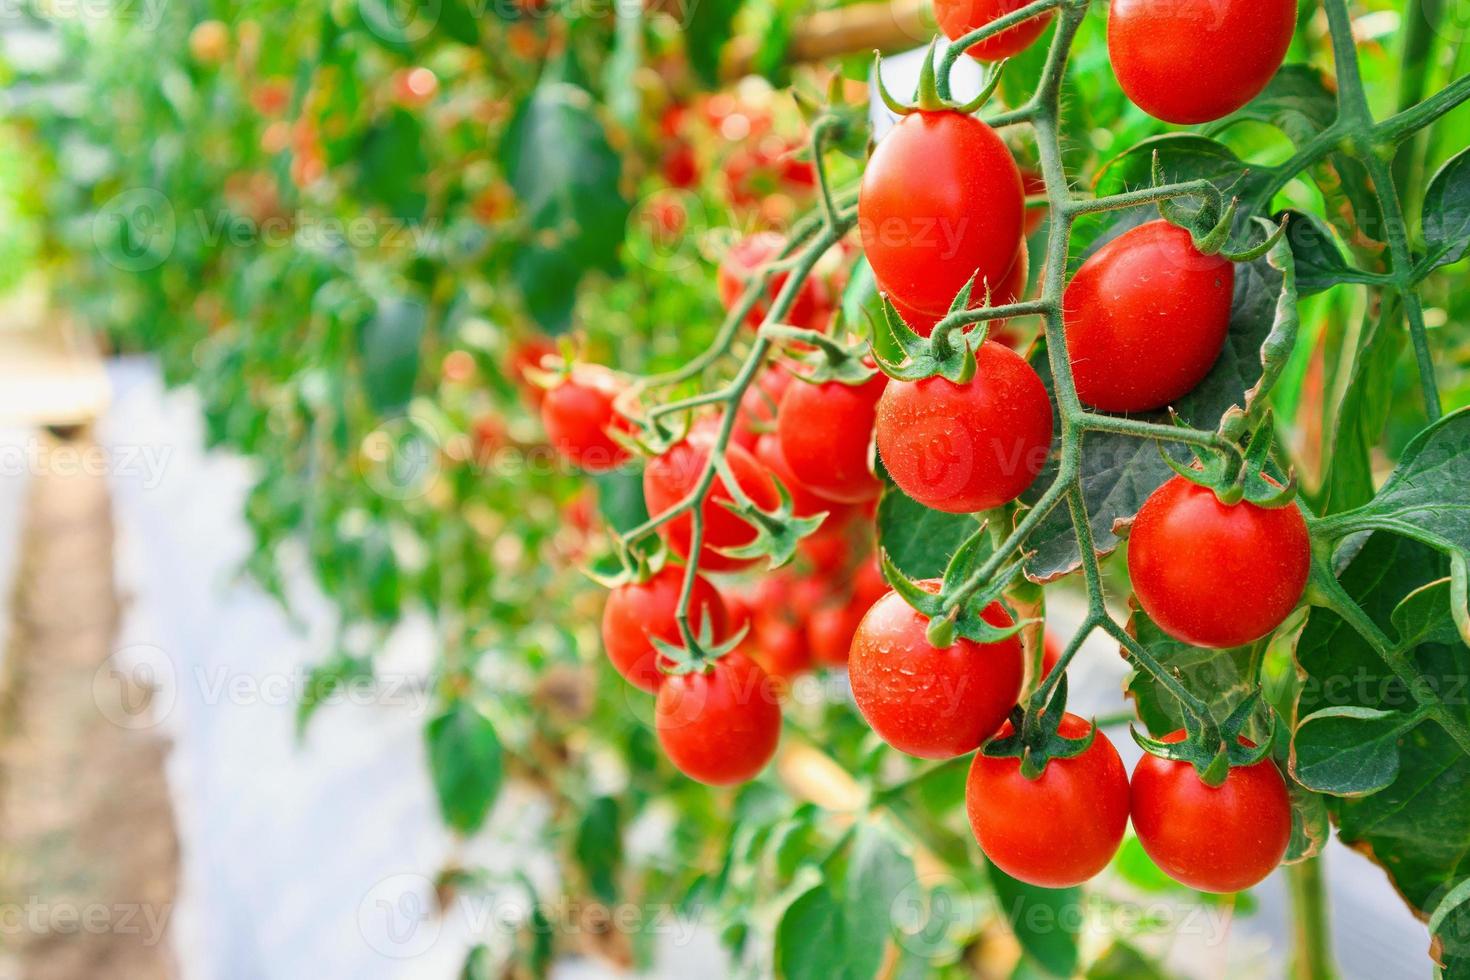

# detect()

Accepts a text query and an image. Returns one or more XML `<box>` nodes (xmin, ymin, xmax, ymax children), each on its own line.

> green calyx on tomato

<box><xmin>1130</xmin><ymin>691</ymin><xmax>1275</xmax><ymax>787</ymax></box>
<box><xmin>1150</xmin><ymin>153</ymin><xmax>1287</xmax><ymax>263</ymax></box>
<box><xmin>1160</xmin><ymin>420</ymin><xmax>1297</xmax><ymax>509</ymax></box>
<box><xmin>982</xmin><ymin>674</ymin><xmax>1098</xmax><ymax>780</ymax></box>
<box><xmin>877</xmin><ymin>523</ymin><xmax>1029</xmax><ymax>650</ymax></box>
<box><xmin>873</xmin><ymin>38</ymin><xmax>1005</xmax><ymax>117</ymax></box>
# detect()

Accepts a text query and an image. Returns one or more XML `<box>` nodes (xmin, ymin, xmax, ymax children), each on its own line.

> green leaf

<box><xmin>1333</xmin><ymin>407</ymin><xmax>1470</xmax><ymax>559</ymax></box>
<box><xmin>592</xmin><ymin>466</ymin><xmax>649</xmax><ymax>534</ymax></box>
<box><xmin>1427</xmin><ymin>877</ymin><xmax>1470</xmax><ymax>977</ymax></box>
<box><xmin>876</xmin><ymin>486</ymin><xmax>979</xmax><ymax>580</ymax></box>
<box><xmin>681</xmin><ymin>0</ymin><xmax>744</xmax><ymax>87</ymax></box>
<box><xmin>1284</xmin><ymin>778</ymin><xmax>1330</xmax><ymax>864</ymax></box>
<box><xmin>1219</xmin><ymin>65</ymin><xmax>1337</xmax><ymax>147</ymax></box>
<box><xmin>986</xmin><ymin>864</ymin><xmax>1080</xmax><ymax>977</ymax></box>
<box><xmin>844</xmin><ymin>257</ymin><xmax>904</xmax><ymax>366</ymax></box>
<box><xmin>575</xmin><ymin>796</ymin><xmax>623</xmax><ymax>904</ymax></box>
<box><xmin>360</xmin><ymin>295</ymin><xmax>426</xmax><ymax>415</ymax></box>
<box><xmin>776</xmin><ymin>883</ymin><xmax>849</xmax><ymax>980</ymax></box>
<box><xmin>1279</xmin><ymin>208</ymin><xmax>1381</xmax><ymax>296</ymax></box>
<box><xmin>501</xmin><ymin>80</ymin><xmax>630</xmax><ymax>330</ymax></box>
<box><xmin>1085</xmin><ymin>941</ymin><xmax>1171</xmax><ymax>980</ymax></box>
<box><xmin>296</xmin><ymin>653</ymin><xmax>373</xmax><ymax>737</ymax></box>
<box><xmin>1123</xmin><ymin>609</ymin><xmax>1261</xmax><ymax>737</ymax></box>
<box><xmin>1294</xmin><ymin>531</ymin><xmax>1470</xmax><ymax>917</ymax></box>
<box><xmin>460</xmin><ymin>943</ymin><xmax>493</xmax><ymax>980</ymax></box>
<box><xmin>426</xmin><ymin>699</ymin><xmax>504</xmax><ymax>834</ymax></box>
<box><xmin>1320</xmin><ymin>297</ymin><xmax>1405</xmax><ymax>514</ymax></box>
<box><xmin>843</xmin><ymin>818</ymin><xmax>915</xmax><ymax>980</ymax></box>
<box><xmin>1290</xmin><ymin>706</ymin><xmax>1411</xmax><ymax>796</ymax></box>
<box><xmin>356</xmin><ymin>109</ymin><xmax>428</xmax><ymax>220</ymax></box>
<box><xmin>1420</xmin><ymin>145</ymin><xmax>1470</xmax><ymax>275</ymax></box>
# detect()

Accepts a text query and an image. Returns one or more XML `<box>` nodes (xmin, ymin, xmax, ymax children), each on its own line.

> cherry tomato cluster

<box><xmin>937</xmin><ymin>0</ymin><xmax>1297</xmax><ymax>126</ymax></box>
<box><xmin>850</xmin><ymin>598</ymin><xmax>1291</xmax><ymax>893</ymax></box>
<box><xmin>532</xmin><ymin>0</ymin><xmax>1311</xmax><ymax>895</ymax></box>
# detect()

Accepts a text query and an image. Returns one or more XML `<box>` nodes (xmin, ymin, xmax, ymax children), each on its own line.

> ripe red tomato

<box><xmin>875</xmin><ymin>341</ymin><xmax>1052</xmax><ymax>513</ymax></box>
<box><xmin>934</xmin><ymin>0</ymin><xmax>1054</xmax><ymax>61</ymax></box>
<box><xmin>859</xmin><ymin>110</ymin><xmax>1023</xmax><ymax>318</ymax></box>
<box><xmin>753</xmin><ymin>433</ymin><xmax>846</xmax><ymax>520</ymax></box>
<box><xmin>507</xmin><ymin>335</ymin><xmax>557</xmax><ymax>407</ymax></box>
<box><xmin>848</xmin><ymin>584</ymin><xmax>1024</xmax><ymax>758</ymax></box>
<box><xmin>717</xmin><ymin>232</ymin><xmax>830</xmax><ymax>331</ymax></box>
<box><xmin>1064</xmin><ymin>220</ymin><xmax>1233</xmax><ymax>412</ymax></box>
<box><xmin>656</xmin><ymin>651</ymin><xmax>782</xmax><ymax>785</ymax></box>
<box><xmin>1020</xmin><ymin>168</ymin><xmax>1047</xmax><ymax>237</ymax></box>
<box><xmin>967</xmin><ymin>714</ymin><xmax>1130</xmax><ymax>887</ymax></box>
<box><xmin>643</xmin><ymin>431</ymin><xmax>780</xmax><ymax>572</ymax></box>
<box><xmin>661</xmin><ymin>140</ymin><xmax>698</xmax><ymax>188</ymax></box>
<box><xmin>540</xmin><ymin>366</ymin><xmax>632</xmax><ymax>472</ymax></box>
<box><xmin>808</xmin><ymin>598</ymin><xmax>867</xmax><ymax>666</ymax></box>
<box><xmin>748</xmin><ymin>612</ymin><xmax>813</xmax><ymax>683</ymax></box>
<box><xmin>888</xmin><ymin>242</ymin><xmax>1027</xmax><ymax>338</ymax></box>
<box><xmin>731</xmin><ymin>366</ymin><xmax>792</xmax><ymax>452</ymax></box>
<box><xmin>601</xmin><ymin>567</ymin><xmax>729</xmax><ymax>693</ymax></box>
<box><xmin>777</xmin><ymin>372</ymin><xmax>888</xmax><ymax>504</ymax></box>
<box><xmin>1128</xmin><ymin>476</ymin><xmax>1310</xmax><ymax>648</ymax></box>
<box><xmin>1131</xmin><ymin>731</ymin><xmax>1291</xmax><ymax>892</ymax></box>
<box><xmin>1108</xmin><ymin>0</ymin><xmax>1297</xmax><ymax>125</ymax></box>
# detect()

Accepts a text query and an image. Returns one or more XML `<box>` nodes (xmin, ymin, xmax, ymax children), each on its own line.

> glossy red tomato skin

<box><xmin>849</xmin><ymin>585</ymin><xmax>1024</xmax><ymax>759</ymax></box>
<box><xmin>656</xmin><ymin>652</ymin><xmax>783</xmax><ymax>785</ymax></box>
<box><xmin>601</xmin><ymin>567</ymin><xmax>729</xmax><ymax>693</ymax></box>
<box><xmin>859</xmin><ymin>110</ymin><xmax>1024</xmax><ymax>318</ymax></box>
<box><xmin>731</xmin><ymin>366</ymin><xmax>793</xmax><ymax>452</ymax></box>
<box><xmin>1108</xmin><ymin>0</ymin><xmax>1297</xmax><ymax>125</ymax></box>
<box><xmin>934</xmin><ymin>0</ymin><xmax>1054</xmax><ymax>61</ymax></box>
<box><xmin>1130</xmin><ymin>731</ymin><xmax>1291</xmax><ymax>892</ymax></box>
<box><xmin>889</xmin><ymin>243</ymin><xmax>1027</xmax><ymax>338</ymax></box>
<box><xmin>1128</xmin><ymin>476</ymin><xmax>1310</xmax><ymax>648</ymax></box>
<box><xmin>754</xmin><ymin>433</ymin><xmax>845</xmax><ymax>520</ymax></box>
<box><xmin>809</xmin><ymin>598</ymin><xmax>867</xmax><ymax>667</ymax></box>
<box><xmin>876</xmin><ymin>341</ymin><xmax>1053</xmax><ymax>513</ymax></box>
<box><xmin>967</xmin><ymin>714</ymin><xmax>1130</xmax><ymax>887</ymax></box>
<box><xmin>540</xmin><ymin>367</ymin><xmax>631</xmax><ymax>472</ymax></box>
<box><xmin>777</xmin><ymin>372</ymin><xmax>888</xmax><ymax>504</ymax></box>
<box><xmin>643</xmin><ymin>432</ymin><xmax>780</xmax><ymax>573</ymax></box>
<box><xmin>1064</xmin><ymin>220</ymin><xmax>1234</xmax><ymax>412</ymax></box>
<box><xmin>747</xmin><ymin>613</ymin><xmax>813</xmax><ymax>683</ymax></box>
<box><xmin>717</xmin><ymin>232</ymin><xmax>829</xmax><ymax>330</ymax></box>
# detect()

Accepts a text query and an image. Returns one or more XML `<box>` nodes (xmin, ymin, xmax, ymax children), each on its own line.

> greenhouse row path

<box><xmin>0</xmin><ymin>427</ymin><xmax>179</xmax><ymax>979</ymax></box>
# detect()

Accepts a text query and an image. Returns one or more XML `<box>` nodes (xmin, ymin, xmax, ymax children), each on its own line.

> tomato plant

<box><xmin>655</xmin><ymin>651</ymin><xmax>783</xmax><ymax>785</ymax></box>
<box><xmin>1063</xmin><ymin>219</ymin><xmax>1234</xmax><ymax>412</ymax></box>
<box><xmin>31</xmin><ymin>0</ymin><xmax>1470</xmax><ymax>974</ymax></box>
<box><xmin>1108</xmin><ymin>0</ymin><xmax>1298</xmax><ymax>124</ymax></box>
<box><xmin>858</xmin><ymin>108</ymin><xmax>1024</xmax><ymax>317</ymax></box>
<box><xmin>1131</xmin><ymin>731</ymin><xmax>1293</xmax><ymax>893</ymax></box>
<box><xmin>849</xmin><ymin>585</ymin><xmax>1023</xmax><ymax>759</ymax></box>
<box><xmin>601</xmin><ymin>566</ymin><xmax>729</xmax><ymax>692</ymax></box>
<box><xmin>1128</xmin><ymin>474</ymin><xmax>1311</xmax><ymax>649</ymax></box>
<box><xmin>875</xmin><ymin>340</ymin><xmax>1053</xmax><ymax>513</ymax></box>
<box><xmin>966</xmin><ymin>714</ymin><xmax>1129</xmax><ymax>888</ymax></box>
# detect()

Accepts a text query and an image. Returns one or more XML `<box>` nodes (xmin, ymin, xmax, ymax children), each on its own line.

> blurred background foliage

<box><xmin>0</xmin><ymin>0</ymin><xmax>1466</xmax><ymax>974</ymax></box>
